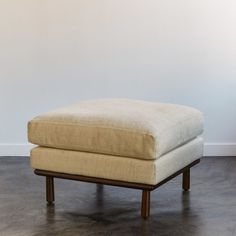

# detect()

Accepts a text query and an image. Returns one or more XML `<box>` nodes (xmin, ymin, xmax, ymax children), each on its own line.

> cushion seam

<box><xmin>29</xmin><ymin>140</ymin><xmax>156</xmax><ymax>160</ymax></box>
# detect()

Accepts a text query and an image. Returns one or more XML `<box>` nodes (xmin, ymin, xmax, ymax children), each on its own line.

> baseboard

<box><xmin>0</xmin><ymin>143</ymin><xmax>236</xmax><ymax>157</ymax></box>
<box><xmin>0</xmin><ymin>143</ymin><xmax>34</xmax><ymax>156</ymax></box>
<box><xmin>204</xmin><ymin>143</ymin><xmax>236</xmax><ymax>156</ymax></box>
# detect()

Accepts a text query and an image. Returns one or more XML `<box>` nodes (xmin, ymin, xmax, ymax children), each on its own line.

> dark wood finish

<box><xmin>35</xmin><ymin>159</ymin><xmax>200</xmax><ymax>191</ymax></box>
<box><xmin>153</xmin><ymin>159</ymin><xmax>199</xmax><ymax>190</ymax></box>
<box><xmin>36</xmin><ymin>170</ymin><xmax>154</xmax><ymax>190</ymax></box>
<box><xmin>182</xmin><ymin>168</ymin><xmax>190</xmax><ymax>191</ymax></box>
<box><xmin>34</xmin><ymin>159</ymin><xmax>200</xmax><ymax>218</ymax></box>
<box><xmin>46</xmin><ymin>176</ymin><xmax>54</xmax><ymax>204</ymax></box>
<box><xmin>141</xmin><ymin>190</ymin><xmax>150</xmax><ymax>219</ymax></box>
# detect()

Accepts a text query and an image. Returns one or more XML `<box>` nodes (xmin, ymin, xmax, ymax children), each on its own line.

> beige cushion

<box><xmin>28</xmin><ymin>99</ymin><xmax>204</xmax><ymax>160</ymax></box>
<box><xmin>31</xmin><ymin>137</ymin><xmax>203</xmax><ymax>185</ymax></box>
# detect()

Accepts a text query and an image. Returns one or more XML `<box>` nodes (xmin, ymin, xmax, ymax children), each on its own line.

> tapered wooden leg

<box><xmin>182</xmin><ymin>168</ymin><xmax>190</xmax><ymax>191</ymax></box>
<box><xmin>46</xmin><ymin>177</ymin><xmax>54</xmax><ymax>204</ymax></box>
<box><xmin>141</xmin><ymin>190</ymin><xmax>150</xmax><ymax>219</ymax></box>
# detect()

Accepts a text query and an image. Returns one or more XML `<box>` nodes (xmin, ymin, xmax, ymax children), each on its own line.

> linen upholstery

<box><xmin>31</xmin><ymin>137</ymin><xmax>203</xmax><ymax>185</ymax></box>
<box><xmin>28</xmin><ymin>99</ymin><xmax>204</xmax><ymax>160</ymax></box>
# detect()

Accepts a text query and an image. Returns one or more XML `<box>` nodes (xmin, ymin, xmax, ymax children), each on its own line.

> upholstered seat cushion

<box><xmin>28</xmin><ymin>99</ymin><xmax>204</xmax><ymax>160</ymax></box>
<box><xmin>30</xmin><ymin>137</ymin><xmax>203</xmax><ymax>185</ymax></box>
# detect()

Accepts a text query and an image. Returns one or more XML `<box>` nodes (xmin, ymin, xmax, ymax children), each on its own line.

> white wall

<box><xmin>0</xmin><ymin>0</ymin><xmax>236</xmax><ymax>156</ymax></box>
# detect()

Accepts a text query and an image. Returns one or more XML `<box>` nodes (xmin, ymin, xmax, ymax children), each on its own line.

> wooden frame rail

<box><xmin>34</xmin><ymin>159</ymin><xmax>200</xmax><ymax>219</ymax></box>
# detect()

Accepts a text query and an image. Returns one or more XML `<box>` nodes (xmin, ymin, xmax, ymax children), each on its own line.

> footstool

<box><xmin>28</xmin><ymin>99</ymin><xmax>204</xmax><ymax>218</ymax></box>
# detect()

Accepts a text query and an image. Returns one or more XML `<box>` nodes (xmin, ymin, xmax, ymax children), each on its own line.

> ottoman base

<box><xmin>34</xmin><ymin>159</ymin><xmax>200</xmax><ymax>219</ymax></box>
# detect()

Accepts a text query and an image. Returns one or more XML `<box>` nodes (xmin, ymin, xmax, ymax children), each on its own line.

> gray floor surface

<box><xmin>0</xmin><ymin>156</ymin><xmax>236</xmax><ymax>236</ymax></box>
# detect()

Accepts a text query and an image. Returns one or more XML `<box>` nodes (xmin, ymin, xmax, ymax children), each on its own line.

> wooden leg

<box><xmin>141</xmin><ymin>190</ymin><xmax>150</xmax><ymax>219</ymax></box>
<box><xmin>46</xmin><ymin>177</ymin><xmax>54</xmax><ymax>204</ymax></box>
<box><xmin>182</xmin><ymin>168</ymin><xmax>190</xmax><ymax>191</ymax></box>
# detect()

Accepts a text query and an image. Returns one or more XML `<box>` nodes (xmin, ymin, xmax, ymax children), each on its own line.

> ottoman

<box><xmin>28</xmin><ymin>99</ymin><xmax>204</xmax><ymax>218</ymax></box>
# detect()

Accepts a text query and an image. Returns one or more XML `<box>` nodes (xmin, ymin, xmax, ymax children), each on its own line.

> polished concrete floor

<box><xmin>0</xmin><ymin>156</ymin><xmax>236</xmax><ymax>236</ymax></box>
